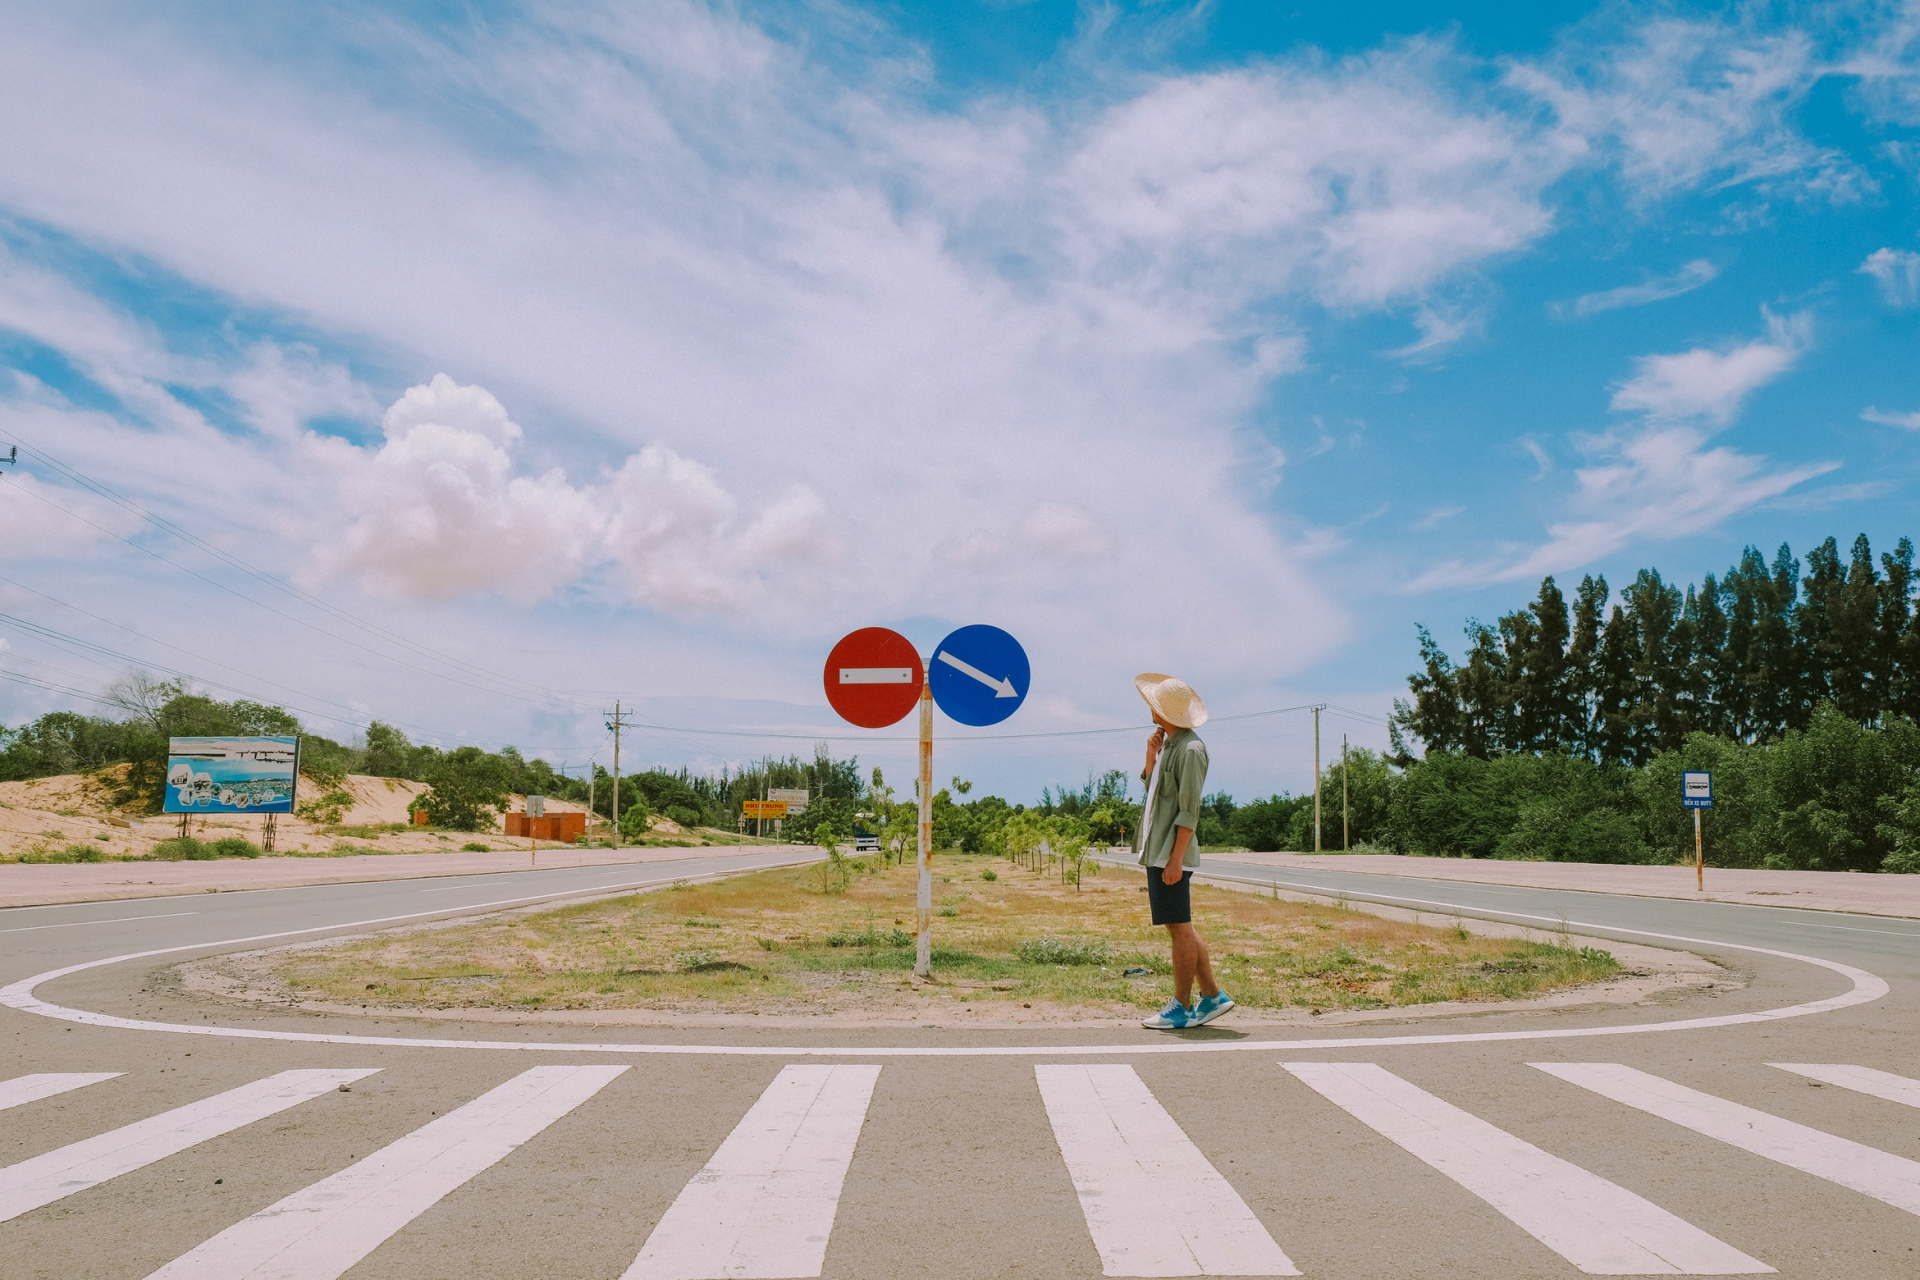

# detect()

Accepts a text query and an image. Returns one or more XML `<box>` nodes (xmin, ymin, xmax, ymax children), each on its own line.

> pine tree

<box><xmin>1567</xmin><ymin>575</ymin><xmax>1607</xmax><ymax>755</ymax></box>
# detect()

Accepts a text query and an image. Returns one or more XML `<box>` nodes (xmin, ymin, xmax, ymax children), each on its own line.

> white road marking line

<box><xmin>0</xmin><ymin>1068</ymin><xmax>376</xmax><ymax>1222</ymax></box>
<box><xmin>1284</xmin><ymin>1062</ymin><xmax>1769</xmax><ymax>1276</ymax></box>
<box><xmin>1037</xmin><ymin>1064</ymin><xmax>1298</xmax><ymax>1277</ymax></box>
<box><xmin>0</xmin><ymin>912</ymin><xmax>198</xmax><ymax>934</ymax></box>
<box><xmin>625</xmin><ymin>1064</ymin><xmax>880</xmax><ymax>1280</ymax></box>
<box><xmin>0</xmin><ymin>1072</ymin><xmax>121</xmax><ymax>1112</ymax></box>
<box><xmin>1770</xmin><ymin>1063</ymin><xmax>1920</xmax><ymax>1108</ymax></box>
<box><xmin>0</xmin><ymin>866</ymin><xmax>1886</xmax><ymax>1056</ymax></box>
<box><xmin>1535</xmin><ymin>1063</ymin><xmax>1920</xmax><ymax>1215</ymax></box>
<box><xmin>144</xmin><ymin>1065</ymin><xmax>627</xmax><ymax>1280</ymax></box>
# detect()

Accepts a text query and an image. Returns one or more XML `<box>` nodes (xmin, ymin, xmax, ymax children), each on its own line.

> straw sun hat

<box><xmin>1134</xmin><ymin>672</ymin><xmax>1209</xmax><ymax>729</ymax></box>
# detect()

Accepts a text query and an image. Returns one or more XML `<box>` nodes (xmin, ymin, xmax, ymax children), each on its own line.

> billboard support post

<box><xmin>262</xmin><ymin>813</ymin><xmax>276</xmax><ymax>854</ymax></box>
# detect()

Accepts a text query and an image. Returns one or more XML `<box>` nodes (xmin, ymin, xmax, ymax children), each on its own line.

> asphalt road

<box><xmin>0</xmin><ymin>851</ymin><xmax>1916</xmax><ymax>1279</ymax></box>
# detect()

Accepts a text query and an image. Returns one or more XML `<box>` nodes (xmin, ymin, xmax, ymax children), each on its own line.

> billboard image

<box><xmin>163</xmin><ymin>737</ymin><xmax>301</xmax><ymax>814</ymax></box>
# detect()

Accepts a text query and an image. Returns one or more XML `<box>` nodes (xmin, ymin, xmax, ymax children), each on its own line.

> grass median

<box><xmin>257</xmin><ymin>852</ymin><xmax>1622</xmax><ymax>1020</ymax></box>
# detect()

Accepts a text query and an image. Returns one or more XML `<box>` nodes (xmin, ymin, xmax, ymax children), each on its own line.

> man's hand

<box><xmin>1160</xmin><ymin>862</ymin><xmax>1183</xmax><ymax>885</ymax></box>
<box><xmin>1144</xmin><ymin>726</ymin><xmax>1167</xmax><ymax>778</ymax></box>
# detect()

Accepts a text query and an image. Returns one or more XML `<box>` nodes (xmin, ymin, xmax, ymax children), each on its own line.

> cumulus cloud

<box><xmin>1860</xmin><ymin>247</ymin><xmax>1920</xmax><ymax>306</ymax></box>
<box><xmin>318</xmin><ymin>376</ymin><xmax>833</xmax><ymax>612</ymax></box>
<box><xmin>1609</xmin><ymin>311</ymin><xmax>1809</xmax><ymax>423</ymax></box>
<box><xmin>1555</xmin><ymin>259</ymin><xmax>1718</xmax><ymax>318</ymax></box>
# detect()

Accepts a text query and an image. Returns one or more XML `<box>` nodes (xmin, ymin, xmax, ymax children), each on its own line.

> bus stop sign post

<box><xmin>1682</xmin><ymin>771</ymin><xmax>1713</xmax><ymax>890</ymax></box>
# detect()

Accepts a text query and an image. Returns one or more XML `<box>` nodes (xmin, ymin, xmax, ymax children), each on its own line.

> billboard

<box><xmin>767</xmin><ymin>788</ymin><xmax>809</xmax><ymax>810</ymax></box>
<box><xmin>164</xmin><ymin>737</ymin><xmax>301</xmax><ymax>815</ymax></box>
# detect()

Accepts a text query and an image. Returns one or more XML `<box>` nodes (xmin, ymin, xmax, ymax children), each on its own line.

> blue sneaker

<box><xmin>1142</xmin><ymin>999</ymin><xmax>1194</xmax><ymax>1030</ymax></box>
<box><xmin>1192</xmin><ymin>992</ymin><xmax>1235</xmax><ymax>1025</ymax></box>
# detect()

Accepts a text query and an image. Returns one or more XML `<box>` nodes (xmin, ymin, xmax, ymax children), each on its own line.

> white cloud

<box><xmin>1509</xmin><ymin>19</ymin><xmax>1864</xmax><ymax>202</ymax></box>
<box><xmin>1863</xmin><ymin>405</ymin><xmax>1920</xmax><ymax>430</ymax></box>
<box><xmin>1411</xmin><ymin>425</ymin><xmax>1835</xmax><ymax>589</ymax></box>
<box><xmin>1609</xmin><ymin>311</ymin><xmax>1809</xmax><ymax>423</ymax></box>
<box><xmin>0</xmin><ymin>468</ymin><xmax>143</xmax><ymax>558</ymax></box>
<box><xmin>1384</xmin><ymin>306</ymin><xmax>1481</xmax><ymax>361</ymax></box>
<box><xmin>1860</xmin><ymin>247</ymin><xmax>1920</xmax><ymax>306</ymax></box>
<box><xmin>1555</xmin><ymin>259</ymin><xmax>1718</xmax><ymax>317</ymax></box>
<box><xmin>1056</xmin><ymin>43</ymin><xmax>1565</xmax><ymax>311</ymax></box>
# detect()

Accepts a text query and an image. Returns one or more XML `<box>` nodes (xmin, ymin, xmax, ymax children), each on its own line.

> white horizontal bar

<box><xmin>1535</xmin><ymin>1063</ymin><xmax>1920</xmax><ymax>1216</ymax></box>
<box><xmin>626</xmin><ymin>1064</ymin><xmax>880</xmax><ymax>1280</ymax></box>
<box><xmin>838</xmin><ymin>668</ymin><xmax>912</xmax><ymax>684</ymax></box>
<box><xmin>145</xmin><ymin>1065</ymin><xmax>628</xmax><ymax>1280</ymax></box>
<box><xmin>0</xmin><ymin>1068</ymin><xmax>376</xmax><ymax>1223</ymax></box>
<box><xmin>1769</xmin><ymin>1063</ymin><xmax>1920</xmax><ymax>1110</ymax></box>
<box><xmin>0</xmin><ymin>1072</ymin><xmax>121</xmax><ymax>1112</ymax></box>
<box><xmin>1038</xmin><ymin>1064</ymin><xmax>1298</xmax><ymax>1277</ymax></box>
<box><xmin>1285</xmin><ymin>1063</ymin><xmax>1768</xmax><ymax>1275</ymax></box>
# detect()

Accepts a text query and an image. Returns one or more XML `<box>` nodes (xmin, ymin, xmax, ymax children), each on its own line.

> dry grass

<box><xmin>266</xmin><ymin>853</ymin><xmax>1620</xmax><ymax>1018</ymax></box>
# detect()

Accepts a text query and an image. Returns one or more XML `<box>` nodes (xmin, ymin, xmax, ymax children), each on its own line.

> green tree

<box><xmin>416</xmin><ymin>746</ymin><xmax>511</xmax><ymax>832</ymax></box>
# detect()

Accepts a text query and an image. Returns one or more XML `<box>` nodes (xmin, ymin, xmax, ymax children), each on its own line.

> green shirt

<box><xmin>1135</xmin><ymin>729</ymin><xmax>1208</xmax><ymax>869</ymax></box>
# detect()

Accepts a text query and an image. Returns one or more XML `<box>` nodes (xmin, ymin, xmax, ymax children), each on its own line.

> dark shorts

<box><xmin>1146</xmin><ymin>867</ymin><xmax>1193</xmax><ymax>925</ymax></box>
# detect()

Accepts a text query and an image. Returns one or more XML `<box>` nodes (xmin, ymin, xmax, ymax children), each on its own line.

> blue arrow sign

<box><xmin>929</xmin><ymin>624</ymin><xmax>1029</xmax><ymax>727</ymax></box>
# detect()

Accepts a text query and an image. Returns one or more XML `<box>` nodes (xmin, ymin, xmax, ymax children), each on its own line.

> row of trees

<box><xmin>1398</xmin><ymin>535</ymin><xmax>1920</xmax><ymax>765</ymax></box>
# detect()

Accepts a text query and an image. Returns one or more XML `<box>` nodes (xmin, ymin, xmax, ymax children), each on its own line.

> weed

<box><xmin>1016</xmin><ymin>936</ymin><xmax>1110</xmax><ymax>966</ymax></box>
<box><xmin>672</xmin><ymin>949</ymin><xmax>717</xmax><ymax>970</ymax></box>
<box><xmin>461</xmin><ymin>843</ymin><xmax>491</xmax><ymax>852</ymax></box>
<box><xmin>16</xmin><ymin>843</ymin><xmax>108</xmax><ymax>864</ymax></box>
<box><xmin>826</xmin><ymin>926</ymin><xmax>913</xmax><ymax>948</ymax></box>
<box><xmin>980</xmin><ymin>869</ymin><xmax>997</xmax><ymax>881</ymax></box>
<box><xmin>151</xmin><ymin>836</ymin><xmax>259</xmax><ymax>860</ymax></box>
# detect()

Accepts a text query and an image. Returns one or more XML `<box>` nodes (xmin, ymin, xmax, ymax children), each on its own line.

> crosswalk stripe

<box><xmin>1038</xmin><ymin>1063</ymin><xmax>1299</xmax><ymax>1278</ymax></box>
<box><xmin>0</xmin><ymin>1072</ymin><xmax>121</xmax><ymax>1112</ymax></box>
<box><xmin>1535</xmin><ymin>1063</ymin><xmax>1920</xmax><ymax>1216</ymax></box>
<box><xmin>1769</xmin><ymin>1063</ymin><xmax>1920</xmax><ymax>1109</ymax></box>
<box><xmin>625</xmin><ymin>1064</ymin><xmax>880</xmax><ymax>1280</ymax></box>
<box><xmin>1284</xmin><ymin>1062</ymin><xmax>1769</xmax><ymax>1276</ymax></box>
<box><xmin>0</xmin><ymin>1068</ymin><xmax>376</xmax><ymax>1223</ymax></box>
<box><xmin>143</xmin><ymin>1064</ymin><xmax>628</xmax><ymax>1280</ymax></box>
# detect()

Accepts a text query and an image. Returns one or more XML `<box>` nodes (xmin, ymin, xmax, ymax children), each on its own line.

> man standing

<box><xmin>1133</xmin><ymin>673</ymin><xmax>1233</xmax><ymax>1030</ymax></box>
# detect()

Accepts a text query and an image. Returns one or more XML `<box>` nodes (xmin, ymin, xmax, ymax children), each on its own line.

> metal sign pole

<box><xmin>1695</xmin><ymin>809</ymin><xmax>1703</xmax><ymax>892</ymax></box>
<box><xmin>915</xmin><ymin>682</ymin><xmax>934</xmax><ymax>979</ymax></box>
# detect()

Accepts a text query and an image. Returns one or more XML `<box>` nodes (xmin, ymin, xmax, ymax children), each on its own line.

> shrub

<box><xmin>1016</xmin><ymin>936</ymin><xmax>1110</xmax><ymax>966</ymax></box>
<box><xmin>666</xmin><ymin>804</ymin><xmax>702</xmax><ymax>829</ymax></box>
<box><xmin>206</xmin><ymin>837</ymin><xmax>262</xmax><ymax>859</ymax></box>
<box><xmin>461</xmin><ymin>843</ymin><xmax>491</xmax><ymax>852</ymax></box>
<box><xmin>980</xmin><ymin>869</ymin><xmax>997</xmax><ymax>881</ymax></box>
<box><xmin>296</xmin><ymin>789</ymin><xmax>353</xmax><ymax>824</ymax></box>
<box><xmin>618</xmin><ymin>799</ymin><xmax>653</xmax><ymax>839</ymax></box>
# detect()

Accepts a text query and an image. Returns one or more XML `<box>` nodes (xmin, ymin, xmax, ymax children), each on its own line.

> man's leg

<box><xmin>1165</xmin><ymin>923</ymin><xmax>1221</xmax><ymax>1007</ymax></box>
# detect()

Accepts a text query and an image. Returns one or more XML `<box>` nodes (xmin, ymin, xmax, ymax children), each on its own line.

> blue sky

<box><xmin>0</xmin><ymin>1</ymin><xmax>1917</xmax><ymax>805</ymax></box>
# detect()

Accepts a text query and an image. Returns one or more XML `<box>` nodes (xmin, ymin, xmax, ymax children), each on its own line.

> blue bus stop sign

<box><xmin>929</xmin><ymin>625</ymin><xmax>1029</xmax><ymax>727</ymax></box>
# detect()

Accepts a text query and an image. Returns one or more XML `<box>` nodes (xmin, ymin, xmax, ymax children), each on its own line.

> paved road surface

<box><xmin>0</xmin><ymin>851</ymin><xmax>1915</xmax><ymax>1278</ymax></box>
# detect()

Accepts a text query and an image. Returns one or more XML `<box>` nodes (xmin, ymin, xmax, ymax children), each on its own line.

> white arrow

<box><xmin>937</xmin><ymin>650</ymin><xmax>1018</xmax><ymax>698</ymax></box>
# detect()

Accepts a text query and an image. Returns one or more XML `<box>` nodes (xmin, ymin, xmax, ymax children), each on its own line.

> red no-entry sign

<box><xmin>824</xmin><ymin>627</ymin><xmax>924</xmax><ymax>728</ymax></box>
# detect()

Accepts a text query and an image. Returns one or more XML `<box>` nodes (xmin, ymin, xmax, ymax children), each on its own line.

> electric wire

<box><xmin>0</xmin><ymin>431</ymin><xmax>600</xmax><ymax>704</ymax></box>
<box><xmin>0</xmin><ymin>443</ymin><xmax>603</xmax><ymax>712</ymax></box>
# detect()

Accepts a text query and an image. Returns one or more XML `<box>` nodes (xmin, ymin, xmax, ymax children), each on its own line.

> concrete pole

<box><xmin>1342</xmin><ymin>733</ymin><xmax>1350</xmax><ymax>852</ymax></box>
<box><xmin>1313</xmin><ymin>705</ymin><xmax>1322</xmax><ymax>853</ymax></box>
<box><xmin>610</xmin><ymin>701</ymin><xmax>622</xmax><ymax>851</ymax></box>
<box><xmin>915</xmin><ymin>683</ymin><xmax>934</xmax><ymax>978</ymax></box>
<box><xmin>1695</xmin><ymin>808</ymin><xmax>1704</xmax><ymax>892</ymax></box>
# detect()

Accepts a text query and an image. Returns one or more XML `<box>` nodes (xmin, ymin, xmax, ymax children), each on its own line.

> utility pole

<box><xmin>1313</xmin><ymin>705</ymin><xmax>1323</xmax><ymax>853</ymax></box>
<box><xmin>587</xmin><ymin>757</ymin><xmax>596</xmax><ymax>842</ymax></box>
<box><xmin>605</xmin><ymin>702</ymin><xmax>629</xmax><ymax>849</ymax></box>
<box><xmin>1342</xmin><ymin>733</ymin><xmax>1350</xmax><ymax>852</ymax></box>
